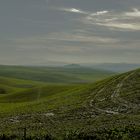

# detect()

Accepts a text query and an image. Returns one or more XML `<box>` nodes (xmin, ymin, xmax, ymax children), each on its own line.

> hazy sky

<box><xmin>0</xmin><ymin>0</ymin><xmax>140</xmax><ymax>65</ymax></box>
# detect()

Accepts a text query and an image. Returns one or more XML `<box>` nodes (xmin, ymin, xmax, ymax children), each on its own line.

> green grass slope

<box><xmin>0</xmin><ymin>76</ymin><xmax>45</xmax><ymax>88</ymax></box>
<box><xmin>0</xmin><ymin>65</ymin><xmax>114</xmax><ymax>83</ymax></box>
<box><xmin>0</xmin><ymin>85</ymin><xmax>83</xmax><ymax>103</ymax></box>
<box><xmin>86</xmin><ymin>68</ymin><xmax>140</xmax><ymax>114</ymax></box>
<box><xmin>0</xmin><ymin>68</ymin><xmax>139</xmax><ymax>139</ymax></box>
<box><xmin>0</xmin><ymin>76</ymin><xmax>48</xmax><ymax>102</ymax></box>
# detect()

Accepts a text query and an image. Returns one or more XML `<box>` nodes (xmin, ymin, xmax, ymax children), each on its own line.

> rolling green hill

<box><xmin>0</xmin><ymin>65</ymin><xmax>114</xmax><ymax>83</ymax></box>
<box><xmin>0</xmin><ymin>76</ymin><xmax>46</xmax><ymax>88</ymax></box>
<box><xmin>0</xmin><ymin>68</ymin><xmax>139</xmax><ymax>139</ymax></box>
<box><xmin>0</xmin><ymin>76</ymin><xmax>47</xmax><ymax>99</ymax></box>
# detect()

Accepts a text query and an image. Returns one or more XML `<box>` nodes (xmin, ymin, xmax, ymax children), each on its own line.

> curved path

<box><xmin>89</xmin><ymin>71</ymin><xmax>139</xmax><ymax>114</ymax></box>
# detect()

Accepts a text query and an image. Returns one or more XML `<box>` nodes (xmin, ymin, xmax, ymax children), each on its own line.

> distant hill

<box><xmin>0</xmin><ymin>65</ymin><xmax>114</xmax><ymax>84</ymax></box>
<box><xmin>64</xmin><ymin>64</ymin><xmax>82</xmax><ymax>68</ymax></box>
<box><xmin>84</xmin><ymin>63</ymin><xmax>140</xmax><ymax>72</ymax></box>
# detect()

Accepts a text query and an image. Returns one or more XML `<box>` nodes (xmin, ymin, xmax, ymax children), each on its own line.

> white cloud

<box><xmin>84</xmin><ymin>9</ymin><xmax>140</xmax><ymax>31</ymax></box>
<box><xmin>125</xmin><ymin>8</ymin><xmax>140</xmax><ymax>17</ymax></box>
<box><xmin>70</xmin><ymin>8</ymin><xmax>83</xmax><ymax>13</ymax></box>
<box><xmin>14</xmin><ymin>32</ymin><xmax>118</xmax><ymax>45</ymax></box>
<box><xmin>91</xmin><ymin>10</ymin><xmax>109</xmax><ymax>16</ymax></box>
<box><xmin>96</xmin><ymin>22</ymin><xmax>140</xmax><ymax>30</ymax></box>
<box><xmin>55</xmin><ymin>8</ymin><xmax>140</xmax><ymax>31</ymax></box>
<box><xmin>59</xmin><ymin>8</ymin><xmax>87</xmax><ymax>14</ymax></box>
<box><xmin>58</xmin><ymin>8</ymin><xmax>109</xmax><ymax>16</ymax></box>
<box><xmin>46</xmin><ymin>32</ymin><xmax>118</xmax><ymax>44</ymax></box>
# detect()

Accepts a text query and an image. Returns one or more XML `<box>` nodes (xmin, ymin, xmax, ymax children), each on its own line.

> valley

<box><xmin>0</xmin><ymin>66</ymin><xmax>139</xmax><ymax>139</ymax></box>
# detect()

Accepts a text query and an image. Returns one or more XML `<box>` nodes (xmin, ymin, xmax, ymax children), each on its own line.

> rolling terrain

<box><xmin>84</xmin><ymin>63</ymin><xmax>140</xmax><ymax>72</ymax></box>
<box><xmin>0</xmin><ymin>68</ymin><xmax>139</xmax><ymax>139</ymax></box>
<box><xmin>0</xmin><ymin>65</ymin><xmax>114</xmax><ymax>83</ymax></box>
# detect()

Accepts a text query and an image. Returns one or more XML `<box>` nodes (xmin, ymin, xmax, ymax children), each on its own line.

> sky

<box><xmin>0</xmin><ymin>0</ymin><xmax>140</xmax><ymax>65</ymax></box>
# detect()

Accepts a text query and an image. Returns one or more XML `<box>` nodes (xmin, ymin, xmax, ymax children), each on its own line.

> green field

<box><xmin>0</xmin><ymin>65</ymin><xmax>114</xmax><ymax>83</ymax></box>
<box><xmin>0</xmin><ymin>67</ymin><xmax>139</xmax><ymax>139</ymax></box>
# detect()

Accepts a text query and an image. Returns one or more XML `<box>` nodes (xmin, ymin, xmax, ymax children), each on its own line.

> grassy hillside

<box><xmin>0</xmin><ymin>65</ymin><xmax>114</xmax><ymax>83</ymax></box>
<box><xmin>0</xmin><ymin>76</ymin><xmax>46</xmax><ymax>88</ymax></box>
<box><xmin>0</xmin><ymin>69</ymin><xmax>139</xmax><ymax>139</ymax></box>
<box><xmin>0</xmin><ymin>76</ymin><xmax>48</xmax><ymax>99</ymax></box>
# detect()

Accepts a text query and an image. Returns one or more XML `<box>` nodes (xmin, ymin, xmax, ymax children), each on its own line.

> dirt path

<box><xmin>111</xmin><ymin>71</ymin><xmax>137</xmax><ymax>109</ymax></box>
<box><xmin>90</xmin><ymin>99</ymin><xmax>119</xmax><ymax>114</ymax></box>
<box><xmin>111</xmin><ymin>72</ymin><xmax>135</xmax><ymax>99</ymax></box>
<box><xmin>89</xmin><ymin>71</ymin><xmax>138</xmax><ymax>114</ymax></box>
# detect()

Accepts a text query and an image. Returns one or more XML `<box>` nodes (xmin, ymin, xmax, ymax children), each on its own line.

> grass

<box><xmin>0</xmin><ymin>68</ymin><xmax>139</xmax><ymax>139</ymax></box>
<box><xmin>0</xmin><ymin>84</ymin><xmax>92</xmax><ymax>115</ymax></box>
<box><xmin>0</xmin><ymin>65</ymin><xmax>114</xmax><ymax>83</ymax></box>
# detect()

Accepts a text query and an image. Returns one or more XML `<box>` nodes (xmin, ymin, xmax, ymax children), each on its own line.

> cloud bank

<box><xmin>0</xmin><ymin>0</ymin><xmax>140</xmax><ymax>65</ymax></box>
